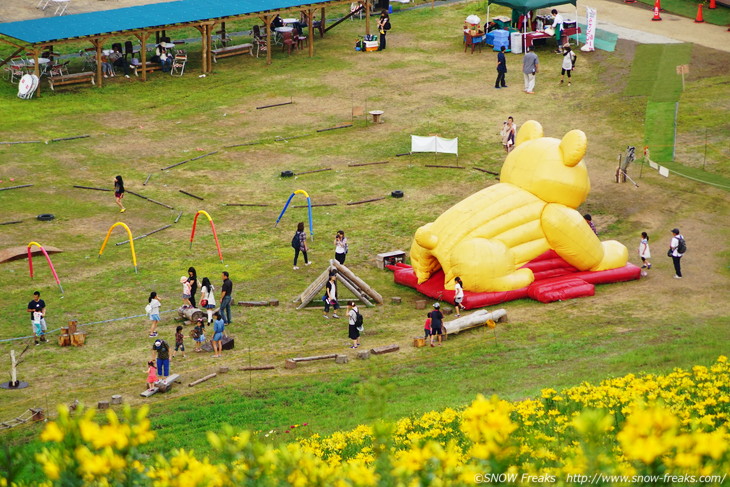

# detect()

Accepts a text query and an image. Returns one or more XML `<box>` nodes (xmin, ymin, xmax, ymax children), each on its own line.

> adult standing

<box><xmin>347</xmin><ymin>301</ymin><xmax>361</xmax><ymax>349</ymax></box>
<box><xmin>293</xmin><ymin>222</ymin><xmax>311</xmax><ymax>270</ymax></box>
<box><xmin>428</xmin><ymin>303</ymin><xmax>444</xmax><ymax>347</ymax></box>
<box><xmin>522</xmin><ymin>47</ymin><xmax>539</xmax><ymax>94</ymax></box>
<box><xmin>27</xmin><ymin>291</ymin><xmax>47</xmax><ymax>345</ymax></box>
<box><xmin>559</xmin><ymin>45</ymin><xmax>576</xmax><ymax>86</ymax></box>
<box><xmin>669</xmin><ymin>228</ymin><xmax>685</xmax><ymax>279</ymax></box>
<box><xmin>495</xmin><ymin>45</ymin><xmax>507</xmax><ymax>89</ymax></box>
<box><xmin>220</xmin><ymin>271</ymin><xmax>233</xmax><ymax>325</ymax></box>
<box><xmin>187</xmin><ymin>267</ymin><xmax>198</xmax><ymax>308</ymax></box>
<box><xmin>378</xmin><ymin>10</ymin><xmax>391</xmax><ymax>51</ymax></box>
<box><xmin>550</xmin><ymin>9</ymin><xmax>564</xmax><ymax>53</ymax></box>
<box><xmin>334</xmin><ymin>230</ymin><xmax>348</xmax><ymax>265</ymax></box>
<box><xmin>114</xmin><ymin>175</ymin><xmax>126</xmax><ymax>213</ymax></box>
<box><xmin>323</xmin><ymin>272</ymin><xmax>340</xmax><ymax>319</ymax></box>
<box><xmin>151</xmin><ymin>339</ymin><xmax>170</xmax><ymax>380</ymax></box>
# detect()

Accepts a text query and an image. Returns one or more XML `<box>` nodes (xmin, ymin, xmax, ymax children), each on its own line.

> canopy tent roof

<box><xmin>0</xmin><ymin>0</ymin><xmax>333</xmax><ymax>45</ymax></box>
<box><xmin>487</xmin><ymin>0</ymin><xmax>577</xmax><ymax>15</ymax></box>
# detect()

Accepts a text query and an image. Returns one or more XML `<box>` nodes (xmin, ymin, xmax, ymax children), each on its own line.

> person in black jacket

<box><xmin>495</xmin><ymin>45</ymin><xmax>507</xmax><ymax>89</ymax></box>
<box><xmin>428</xmin><ymin>303</ymin><xmax>444</xmax><ymax>347</ymax></box>
<box><xmin>378</xmin><ymin>10</ymin><xmax>391</xmax><ymax>50</ymax></box>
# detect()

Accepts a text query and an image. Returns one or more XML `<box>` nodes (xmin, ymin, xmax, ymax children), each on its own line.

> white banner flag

<box><xmin>581</xmin><ymin>6</ymin><xmax>596</xmax><ymax>52</ymax></box>
<box><xmin>411</xmin><ymin>136</ymin><xmax>459</xmax><ymax>155</ymax></box>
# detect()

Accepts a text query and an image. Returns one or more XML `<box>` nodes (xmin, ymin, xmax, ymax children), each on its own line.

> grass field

<box><xmin>1</xmin><ymin>1</ymin><xmax>729</xmax><ymax>482</ymax></box>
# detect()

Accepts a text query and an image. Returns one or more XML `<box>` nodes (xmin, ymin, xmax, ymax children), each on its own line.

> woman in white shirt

<box><xmin>200</xmin><ymin>277</ymin><xmax>217</xmax><ymax>324</ymax></box>
<box><xmin>453</xmin><ymin>277</ymin><xmax>465</xmax><ymax>317</ymax></box>
<box><xmin>334</xmin><ymin>230</ymin><xmax>348</xmax><ymax>265</ymax></box>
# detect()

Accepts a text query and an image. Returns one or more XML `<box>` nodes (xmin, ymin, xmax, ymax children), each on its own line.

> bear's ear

<box><xmin>515</xmin><ymin>120</ymin><xmax>544</xmax><ymax>147</ymax></box>
<box><xmin>559</xmin><ymin>129</ymin><xmax>587</xmax><ymax>167</ymax></box>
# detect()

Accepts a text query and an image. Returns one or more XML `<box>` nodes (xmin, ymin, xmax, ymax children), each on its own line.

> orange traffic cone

<box><xmin>694</xmin><ymin>3</ymin><xmax>705</xmax><ymax>22</ymax></box>
<box><xmin>651</xmin><ymin>0</ymin><xmax>662</xmax><ymax>21</ymax></box>
<box><xmin>709</xmin><ymin>0</ymin><xmax>716</xmax><ymax>9</ymax></box>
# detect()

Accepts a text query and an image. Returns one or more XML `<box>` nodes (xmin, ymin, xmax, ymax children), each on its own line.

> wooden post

<box><xmin>32</xmin><ymin>49</ymin><xmax>41</xmax><ymax>96</ymax></box>
<box><xmin>206</xmin><ymin>24</ymin><xmax>213</xmax><ymax>72</ymax></box>
<box><xmin>264</xmin><ymin>15</ymin><xmax>272</xmax><ymax>65</ymax></box>
<box><xmin>220</xmin><ymin>21</ymin><xmax>227</xmax><ymax>46</ymax></box>
<box><xmin>92</xmin><ymin>38</ymin><xmax>103</xmax><ymax>88</ymax></box>
<box><xmin>308</xmin><ymin>9</ymin><xmax>314</xmax><ymax>56</ymax></box>
<box><xmin>321</xmin><ymin>7</ymin><xmax>326</xmax><ymax>34</ymax></box>
<box><xmin>136</xmin><ymin>32</ymin><xmax>150</xmax><ymax>82</ymax></box>
<box><xmin>68</xmin><ymin>320</ymin><xmax>78</xmax><ymax>334</ymax></box>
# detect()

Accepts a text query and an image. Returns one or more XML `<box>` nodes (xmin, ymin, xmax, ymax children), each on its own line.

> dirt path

<box><xmin>553</xmin><ymin>0</ymin><xmax>730</xmax><ymax>52</ymax></box>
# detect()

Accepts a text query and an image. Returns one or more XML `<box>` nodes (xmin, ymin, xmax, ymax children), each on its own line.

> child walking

<box><xmin>639</xmin><ymin>232</ymin><xmax>652</xmax><ymax>269</ymax></box>
<box><xmin>423</xmin><ymin>316</ymin><xmax>432</xmax><ymax>340</ymax></box>
<box><xmin>453</xmin><ymin>277</ymin><xmax>465</xmax><ymax>317</ymax></box>
<box><xmin>147</xmin><ymin>292</ymin><xmax>161</xmax><ymax>338</ymax></box>
<box><xmin>172</xmin><ymin>325</ymin><xmax>186</xmax><ymax>359</ymax></box>
<box><xmin>146</xmin><ymin>360</ymin><xmax>158</xmax><ymax>390</ymax></box>
<box><xmin>180</xmin><ymin>276</ymin><xmax>192</xmax><ymax>308</ymax></box>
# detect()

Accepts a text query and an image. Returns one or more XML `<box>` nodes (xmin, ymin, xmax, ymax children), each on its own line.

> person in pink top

<box><xmin>146</xmin><ymin>360</ymin><xmax>158</xmax><ymax>390</ymax></box>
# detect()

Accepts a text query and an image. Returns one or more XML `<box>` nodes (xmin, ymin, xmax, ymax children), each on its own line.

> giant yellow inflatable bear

<box><xmin>410</xmin><ymin>121</ymin><xmax>629</xmax><ymax>293</ymax></box>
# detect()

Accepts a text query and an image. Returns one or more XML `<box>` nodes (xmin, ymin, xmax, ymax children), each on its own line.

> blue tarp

<box><xmin>0</xmin><ymin>0</ymin><xmax>332</xmax><ymax>45</ymax></box>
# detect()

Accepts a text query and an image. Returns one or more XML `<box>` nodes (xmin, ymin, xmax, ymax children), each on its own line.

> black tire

<box><xmin>391</xmin><ymin>190</ymin><xmax>404</xmax><ymax>198</ymax></box>
<box><xmin>37</xmin><ymin>214</ymin><xmax>55</xmax><ymax>221</ymax></box>
<box><xmin>280</xmin><ymin>170</ymin><xmax>294</xmax><ymax>178</ymax></box>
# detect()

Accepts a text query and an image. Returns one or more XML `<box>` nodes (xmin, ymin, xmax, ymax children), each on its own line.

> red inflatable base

<box><xmin>388</xmin><ymin>250</ymin><xmax>641</xmax><ymax>308</ymax></box>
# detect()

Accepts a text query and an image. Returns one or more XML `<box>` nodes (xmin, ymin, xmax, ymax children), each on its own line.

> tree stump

<box><xmin>442</xmin><ymin>307</ymin><xmax>453</xmax><ymax>315</ymax></box>
<box><xmin>413</xmin><ymin>337</ymin><xmax>426</xmax><ymax>348</ymax></box>
<box><xmin>357</xmin><ymin>350</ymin><xmax>370</xmax><ymax>360</ymax></box>
<box><xmin>58</xmin><ymin>334</ymin><xmax>70</xmax><ymax>347</ymax></box>
<box><xmin>111</xmin><ymin>395</ymin><xmax>123</xmax><ymax>405</ymax></box>
<box><xmin>415</xmin><ymin>300</ymin><xmax>426</xmax><ymax>310</ymax></box>
<box><xmin>71</xmin><ymin>333</ymin><xmax>86</xmax><ymax>347</ymax></box>
<box><xmin>157</xmin><ymin>381</ymin><xmax>171</xmax><ymax>393</ymax></box>
<box><xmin>97</xmin><ymin>401</ymin><xmax>110</xmax><ymax>410</ymax></box>
<box><xmin>269</xmin><ymin>299</ymin><xmax>279</xmax><ymax>307</ymax></box>
<box><xmin>285</xmin><ymin>359</ymin><xmax>297</xmax><ymax>369</ymax></box>
<box><xmin>60</xmin><ymin>327</ymin><xmax>69</xmax><ymax>336</ymax></box>
<box><xmin>391</xmin><ymin>297</ymin><xmax>402</xmax><ymax>304</ymax></box>
<box><xmin>218</xmin><ymin>367</ymin><xmax>229</xmax><ymax>374</ymax></box>
<box><xmin>68</xmin><ymin>320</ymin><xmax>78</xmax><ymax>334</ymax></box>
<box><xmin>335</xmin><ymin>354</ymin><xmax>349</xmax><ymax>364</ymax></box>
<box><xmin>178</xmin><ymin>306</ymin><xmax>204</xmax><ymax>323</ymax></box>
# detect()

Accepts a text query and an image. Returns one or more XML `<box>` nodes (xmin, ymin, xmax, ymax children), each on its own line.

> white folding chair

<box><xmin>170</xmin><ymin>51</ymin><xmax>187</xmax><ymax>76</ymax></box>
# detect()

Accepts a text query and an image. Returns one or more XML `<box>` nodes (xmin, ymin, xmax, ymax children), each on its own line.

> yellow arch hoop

<box><xmin>98</xmin><ymin>222</ymin><xmax>138</xmax><ymax>273</ymax></box>
<box><xmin>293</xmin><ymin>189</ymin><xmax>310</xmax><ymax>198</ymax></box>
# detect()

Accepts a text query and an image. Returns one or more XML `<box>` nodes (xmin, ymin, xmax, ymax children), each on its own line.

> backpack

<box><xmin>191</xmin><ymin>327</ymin><xmax>201</xmax><ymax>339</ymax></box>
<box><xmin>354</xmin><ymin>311</ymin><xmax>364</xmax><ymax>331</ymax></box>
<box><xmin>145</xmin><ymin>303</ymin><xmax>152</xmax><ymax>315</ymax></box>
<box><xmin>384</xmin><ymin>20</ymin><xmax>391</xmax><ymax>31</ymax></box>
<box><xmin>677</xmin><ymin>236</ymin><xmax>687</xmax><ymax>254</ymax></box>
<box><xmin>291</xmin><ymin>232</ymin><xmax>300</xmax><ymax>249</ymax></box>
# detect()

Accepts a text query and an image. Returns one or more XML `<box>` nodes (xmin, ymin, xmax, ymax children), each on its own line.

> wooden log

<box><xmin>179</xmin><ymin>189</ymin><xmax>204</xmax><ymax>201</ymax></box>
<box><xmin>357</xmin><ymin>350</ymin><xmax>370</xmax><ymax>360</ymax></box>
<box><xmin>71</xmin><ymin>333</ymin><xmax>86</xmax><ymax>347</ymax></box>
<box><xmin>256</xmin><ymin>101</ymin><xmax>293</xmax><ymax>109</ymax></box>
<box><xmin>472</xmin><ymin>167</ymin><xmax>499</xmax><ymax>175</ymax></box>
<box><xmin>292</xmin><ymin>354</ymin><xmax>337</xmax><ymax>362</ymax></box>
<box><xmin>346</xmin><ymin>197</ymin><xmax>386</xmax><ymax>206</ymax></box>
<box><xmin>335</xmin><ymin>354</ymin><xmax>349</xmax><ymax>364</ymax></box>
<box><xmin>97</xmin><ymin>401</ymin><xmax>110</xmax><ymax>410</ymax></box>
<box><xmin>0</xmin><ymin>221</ymin><xmax>23</xmax><ymax>226</ymax></box>
<box><xmin>157</xmin><ymin>374</ymin><xmax>180</xmax><ymax>393</ymax></box>
<box><xmin>370</xmin><ymin>344</ymin><xmax>400</xmax><ymax>355</ymax></box>
<box><xmin>336</xmin><ymin>274</ymin><xmax>374</xmax><ymax>308</ymax></box>
<box><xmin>237</xmin><ymin>300</ymin><xmax>270</xmax><ymax>307</ymax></box>
<box><xmin>68</xmin><ymin>320</ymin><xmax>78</xmax><ymax>334</ymax></box>
<box><xmin>413</xmin><ymin>337</ymin><xmax>426</xmax><ymax>348</ymax></box>
<box><xmin>161</xmin><ymin>151</ymin><xmax>218</xmax><ymax>171</ymax></box>
<box><xmin>175</xmin><ymin>211</ymin><xmax>183</xmax><ymax>223</ymax></box>
<box><xmin>284</xmin><ymin>359</ymin><xmax>297</xmax><ymax>369</ymax></box>
<box><xmin>188</xmin><ymin>373</ymin><xmax>217</xmax><ymax>387</ymax></box>
<box><xmin>223</xmin><ymin>141</ymin><xmax>261</xmax><ymax>148</ymax></box>
<box><xmin>140</xmin><ymin>387</ymin><xmax>159</xmax><ymax>398</ymax></box>
<box><xmin>275</xmin><ymin>134</ymin><xmax>312</xmax><ymax>142</ymax></box>
<box><xmin>116</xmin><ymin>224</ymin><xmax>172</xmax><ymax>246</ymax></box>
<box><xmin>146</xmin><ymin>197</ymin><xmax>174</xmax><ymax>210</ymax></box>
<box><xmin>239</xmin><ymin>365</ymin><xmax>275</xmax><ymax>371</ymax></box>
<box><xmin>442</xmin><ymin>309</ymin><xmax>507</xmax><ymax>335</ymax></box>
<box><xmin>391</xmin><ymin>297</ymin><xmax>402</xmax><ymax>304</ymax></box>
<box><xmin>415</xmin><ymin>300</ymin><xmax>427</xmax><ymax>310</ymax></box>
<box><xmin>58</xmin><ymin>334</ymin><xmax>70</xmax><ymax>347</ymax></box>
<box><xmin>178</xmin><ymin>306</ymin><xmax>204</xmax><ymax>323</ymax></box>
<box><xmin>218</xmin><ymin>367</ymin><xmax>229</xmax><ymax>374</ymax></box>
<box><xmin>424</xmin><ymin>165</ymin><xmax>465</xmax><ymax>169</ymax></box>
<box><xmin>292</xmin><ymin>203</ymin><xmax>337</xmax><ymax>208</ymax></box>
<box><xmin>111</xmin><ymin>395</ymin><xmax>123</xmax><ymax>405</ymax></box>
<box><xmin>330</xmin><ymin>260</ymin><xmax>384</xmax><ymax>304</ymax></box>
<box><xmin>316</xmin><ymin>124</ymin><xmax>352</xmax><ymax>132</ymax></box>
<box><xmin>225</xmin><ymin>203</ymin><xmax>269</xmax><ymax>207</ymax></box>
<box><xmin>296</xmin><ymin>267</ymin><xmax>332</xmax><ymax>308</ymax></box>
<box><xmin>269</xmin><ymin>299</ymin><xmax>279</xmax><ymax>307</ymax></box>
<box><xmin>30</xmin><ymin>408</ymin><xmax>45</xmax><ymax>422</ymax></box>
<box><xmin>73</xmin><ymin>185</ymin><xmax>111</xmax><ymax>192</ymax></box>
<box><xmin>0</xmin><ymin>140</ymin><xmax>42</xmax><ymax>145</ymax></box>
<box><xmin>0</xmin><ymin>184</ymin><xmax>33</xmax><ymax>192</ymax></box>
<box><xmin>294</xmin><ymin>168</ymin><xmax>332</xmax><ymax>176</ymax></box>
<box><xmin>143</xmin><ymin>174</ymin><xmax>152</xmax><ymax>185</ymax></box>
<box><xmin>348</xmin><ymin>161</ymin><xmax>389</xmax><ymax>167</ymax></box>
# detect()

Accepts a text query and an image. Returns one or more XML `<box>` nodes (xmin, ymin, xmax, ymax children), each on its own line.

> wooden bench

<box><xmin>211</xmin><ymin>43</ymin><xmax>254</xmax><ymax>62</ymax></box>
<box><xmin>132</xmin><ymin>62</ymin><xmax>162</xmax><ymax>76</ymax></box>
<box><xmin>48</xmin><ymin>72</ymin><xmax>95</xmax><ymax>91</ymax></box>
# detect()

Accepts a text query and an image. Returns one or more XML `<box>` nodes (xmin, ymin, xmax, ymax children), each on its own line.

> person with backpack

<box><xmin>146</xmin><ymin>292</ymin><xmax>161</xmax><ymax>338</ymax></box>
<box><xmin>347</xmin><ymin>301</ymin><xmax>362</xmax><ymax>348</ymax></box>
<box><xmin>428</xmin><ymin>303</ymin><xmax>444</xmax><ymax>347</ymax></box>
<box><xmin>377</xmin><ymin>10</ymin><xmax>391</xmax><ymax>51</ymax></box>
<box><xmin>292</xmin><ymin>222</ymin><xmax>312</xmax><ymax>270</ymax></box>
<box><xmin>559</xmin><ymin>45</ymin><xmax>576</xmax><ymax>86</ymax></box>
<box><xmin>669</xmin><ymin>228</ymin><xmax>686</xmax><ymax>279</ymax></box>
<box><xmin>151</xmin><ymin>339</ymin><xmax>171</xmax><ymax>379</ymax></box>
<box><xmin>334</xmin><ymin>230</ymin><xmax>348</xmax><ymax>265</ymax></box>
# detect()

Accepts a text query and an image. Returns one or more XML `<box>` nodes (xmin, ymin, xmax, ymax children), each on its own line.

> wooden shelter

<box><xmin>0</xmin><ymin>0</ymin><xmax>374</xmax><ymax>95</ymax></box>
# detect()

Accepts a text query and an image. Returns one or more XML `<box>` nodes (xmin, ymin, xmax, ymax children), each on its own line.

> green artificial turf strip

<box><xmin>645</xmin><ymin>101</ymin><xmax>677</xmax><ymax>162</ymax></box>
